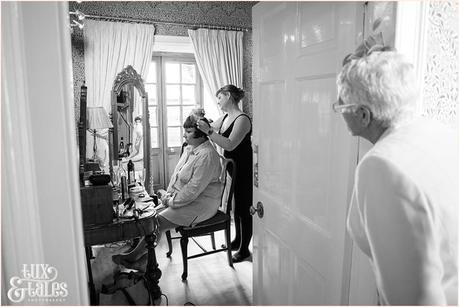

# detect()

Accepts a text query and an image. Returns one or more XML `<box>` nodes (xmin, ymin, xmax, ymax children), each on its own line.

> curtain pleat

<box><xmin>84</xmin><ymin>20</ymin><xmax>155</xmax><ymax>110</ymax></box>
<box><xmin>188</xmin><ymin>29</ymin><xmax>244</xmax><ymax>114</ymax></box>
<box><xmin>83</xmin><ymin>20</ymin><xmax>155</xmax><ymax>168</ymax></box>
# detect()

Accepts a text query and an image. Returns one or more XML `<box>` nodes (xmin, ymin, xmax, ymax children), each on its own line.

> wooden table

<box><xmin>84</xmin><ymin>215</ymin><xmax>162</xmax><ymax>305</ymax></box>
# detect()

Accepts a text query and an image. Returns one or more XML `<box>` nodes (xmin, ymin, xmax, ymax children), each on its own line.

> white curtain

<box><xmin>84</xmin><ymin>19</ymin><xmax>155</xmax><ymax>110</ymax></box>
<box><xmin>83</xmin><ymin>19</ymin><xmax>155</xmax><ymax>169</ymax></box>
<box><xmin>188</xmin><ymin>29</ymin><xmax>244</xmax><ymax>114</ymax></box>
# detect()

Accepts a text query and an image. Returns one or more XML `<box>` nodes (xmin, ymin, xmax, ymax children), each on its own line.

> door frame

<box><xmin>394</xmin><ymin>1</ymin><xmax>429</xmax><ymax>114</ymax></box>
<box><xmin>348</xmin><ymin>5</ymin><xmax>436</xmax><ymax>302</ymax></box>
<box><xmin>2</xmin><ymin>1</ymin><xmax>88</xmax><ymax>304</ymax></box>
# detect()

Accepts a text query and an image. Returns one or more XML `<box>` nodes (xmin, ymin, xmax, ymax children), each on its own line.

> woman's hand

<box><xmin>157</xmin><ymin>189</ymin><xmax>173</xmax><ymax>207</ymax></box>
<box><xmin>161</xmin><ymin>196</ymin><xmax>169</xmax><ymax>207</ymax></box>
<box><xmin>162</xmin><ymin>194</ymin><xmax>175</xmax><ymax>207</ymax></box>
<box><xmin>197</xmin><ymin>119</ymin><xmax>211</xmax><ymax>135</ymax></box>
<box><xmin>157</xmin><ymin>189</ymin><xmax>166</xmax><ymax>199</ymax></box>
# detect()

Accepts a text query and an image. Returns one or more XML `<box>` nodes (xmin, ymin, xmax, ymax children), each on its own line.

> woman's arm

<box><xmin>167</xmin><ymin>151</ymin><xmax>220</xmax><ymax>208</ymax></box>
<box><xmin>198</xmin><ymin>115</ymin><xmax>251</xmax><ymax>151</ymax></box>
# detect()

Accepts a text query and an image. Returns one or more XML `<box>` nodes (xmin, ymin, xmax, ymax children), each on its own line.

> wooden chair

<box><xmin>165</xmin><ymin>157</ymin><xmax>236</xmax><ymax>280</ymax></box>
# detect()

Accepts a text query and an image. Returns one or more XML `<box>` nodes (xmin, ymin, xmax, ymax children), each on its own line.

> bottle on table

<box><xmin>127</xmin><ymin>159</ymin><xmax>135</xmax><ymax>184</ymax></box>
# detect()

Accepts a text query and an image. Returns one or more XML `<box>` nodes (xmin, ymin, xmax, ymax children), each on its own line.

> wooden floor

<box><xmin>90</xmin><ymin>223</ymin><xmax>253</xmax><ymax>306</ymax></box>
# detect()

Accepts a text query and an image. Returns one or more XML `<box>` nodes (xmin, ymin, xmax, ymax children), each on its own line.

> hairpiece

<box><xmin>189</xmin><ymin>107</ymin><xmax>205</xmax><ymax>122</ymax></box>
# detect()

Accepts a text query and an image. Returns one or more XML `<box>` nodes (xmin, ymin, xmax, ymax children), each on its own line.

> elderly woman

<box><xmin>113</xmin><ymin>114</ymin><xmax>222</xmax><ymax>265</ymax></box>
<box><xmin>336</xmin><ymin>45</ymin><xmax>458</xmax><ymax>304</ymax></box>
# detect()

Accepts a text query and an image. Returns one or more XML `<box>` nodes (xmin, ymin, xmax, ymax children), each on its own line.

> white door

<box><xmin>252</xmin><ymin>2</ymin><xmax>363</xmax><ymax>304</ymax></box>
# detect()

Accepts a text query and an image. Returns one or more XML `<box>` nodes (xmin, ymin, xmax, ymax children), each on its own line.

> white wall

<box><xmin>1</xmin><ymin>2</ymin><xmax>88</xmax><ymax>305</ymax></box>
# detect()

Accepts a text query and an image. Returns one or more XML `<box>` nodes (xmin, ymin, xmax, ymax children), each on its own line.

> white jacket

<box><xmin>347</xmin><ymin>117</ymin><xmax>458</xmax><ymax>305</ymax></box>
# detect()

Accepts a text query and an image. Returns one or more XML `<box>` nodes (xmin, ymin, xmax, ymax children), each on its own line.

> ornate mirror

<box><xmin>111</xmin><ymin>65</ymin><xmax>153</xmax><ymax>194</ymax></box>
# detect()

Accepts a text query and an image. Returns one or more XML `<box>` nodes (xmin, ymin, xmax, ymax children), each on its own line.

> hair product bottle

<box><xmin>127</xmin><ymin>160</ymin><xmax>135</xmax><ymax>184</ymax></box>
<box><xmin>118</xmin><ymin>163</ymin><xmax>127</xmax><ymax>200</ymax></box>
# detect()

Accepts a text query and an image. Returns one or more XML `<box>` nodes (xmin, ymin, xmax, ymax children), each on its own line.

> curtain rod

<box><xmin>82</xmin><ymin>13</ymin><xmax>251</xmax><ymax>32</ymax></box>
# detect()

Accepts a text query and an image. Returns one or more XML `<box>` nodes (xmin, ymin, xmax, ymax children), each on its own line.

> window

<box><xmin>144</xmin><ymin>54</ymin><xmax>204</xmax><ymax>188</ymax></box>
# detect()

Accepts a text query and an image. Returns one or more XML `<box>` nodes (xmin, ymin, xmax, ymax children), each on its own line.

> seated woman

<box><xmin>113</xmin><ymin>113</ymin><xmax>222</xmax><ymax>265</ymax></box>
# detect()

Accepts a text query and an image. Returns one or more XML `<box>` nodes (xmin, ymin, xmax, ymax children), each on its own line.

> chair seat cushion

<box><xmin>177</xmin><ymin>211</ymin><xmax>230</xmax><ymax>236</ymax></box>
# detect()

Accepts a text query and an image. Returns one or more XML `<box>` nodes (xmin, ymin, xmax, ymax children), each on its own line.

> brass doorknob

<box><xmin>250</xmin><ymin>201</ymin><xmax>264</xmax><ymax>218</ymax></box>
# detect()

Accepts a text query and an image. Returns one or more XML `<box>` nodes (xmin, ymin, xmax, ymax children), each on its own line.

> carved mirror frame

<box><xmin>111</xmin><ymin>65</ymin><xmax>153</xmax><ymax>194</ymax></box>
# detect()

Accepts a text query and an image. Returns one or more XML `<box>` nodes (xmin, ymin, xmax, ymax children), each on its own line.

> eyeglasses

<box><xmin>332</xmin><ymin>101</ymin><xmax>358</xmax><ymax>113</ymax></box>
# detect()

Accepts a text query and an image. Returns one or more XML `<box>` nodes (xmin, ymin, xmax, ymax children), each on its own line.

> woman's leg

<box><xmin>231</xmin><ymin>215</ymin><xmax>242</xmax><ymax>250</ymax></box>
<box><xmin>113</xmin><ymin>237</ymin><xmax>147</xmax><ymax>263</ymax></box>
<box><xmin>113</xmin><ymin>215</ymin><xmax>179</xmax><ymax>264</ymax></box>
<box><xmin>155</xmin><ymin>215</ymin><xmax>179</xmax><ymax>243</ymax></box>
<box><xmin>232</xmin><ymin>192</ymin><xmax>252</xmax><ymax>262</ymax></box>
<box><xmin>239</xmin><ymin>215</ymin><xmax>253</xmax><ymax>255</ymax></box>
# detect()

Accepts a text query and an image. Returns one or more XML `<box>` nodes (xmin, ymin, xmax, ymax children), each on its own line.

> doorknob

<box><xmin>250</xmin><ymin>201</ymin><xmax>264</xmax><ymax>218</ymax></box>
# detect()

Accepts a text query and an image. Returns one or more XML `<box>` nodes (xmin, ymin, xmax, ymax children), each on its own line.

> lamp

<box><xmin>87</xmin><ymin>107</ymin><xmax>113</xmax><ymax>161</ymax></box>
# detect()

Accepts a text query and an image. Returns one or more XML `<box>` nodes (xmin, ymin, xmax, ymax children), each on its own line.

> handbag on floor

<box><xmin>99</xmin><ymin>271</ymin><xmax>152</xmax><ymax>305</ymax></box>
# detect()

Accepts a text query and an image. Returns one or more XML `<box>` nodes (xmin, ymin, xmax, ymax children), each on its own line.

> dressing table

<box><xmin>84</xmin><ymin>215</ymin><xmax>162</xmax><ymax>305</ymax></box>
<box><xmin>78</xmin><ymin>65</ymin><xmax>158</xmax><ymax>305</ymax></box>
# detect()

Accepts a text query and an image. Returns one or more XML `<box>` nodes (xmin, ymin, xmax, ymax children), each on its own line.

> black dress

<box><xmin>219</xmin><ymin>114</ymin><xmax>253</xmax><ymax>218</ymax></box>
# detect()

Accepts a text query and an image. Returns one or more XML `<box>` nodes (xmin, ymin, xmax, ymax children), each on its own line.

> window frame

<box><xmin>145</xmin><ymin>52</ymin><xmax>204</xmax><ymax>188</ymax></box>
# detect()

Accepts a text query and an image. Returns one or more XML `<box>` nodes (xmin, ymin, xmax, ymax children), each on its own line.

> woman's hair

<box><xmin>183</xmin><ymin>114</ymin><xmax>210</xmax><ymax>139</ymax></box>
<box><xmin>337</xmin><ymin>51</ymin><xmax>418</xmax><ymax>128</ymax></box>
<box><xmin>216</xmin><ymin>85</ymin><xmax>245</xmax><ymax>103</ymax></box>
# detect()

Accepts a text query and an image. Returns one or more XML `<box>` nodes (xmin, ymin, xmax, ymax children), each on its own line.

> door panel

<box><xmin>253</xmin><ymin>2</ymin><xmax>363</xmax><ymax>304</ymax></box>
<box><xmin>298</xmin><ymin>4</ymin><xmax>337</xmax><ymax>54</ymax></box>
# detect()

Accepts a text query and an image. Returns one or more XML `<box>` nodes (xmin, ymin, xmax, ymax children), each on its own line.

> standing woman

<box><xmin>197</xmin><ymin>85</ymin><xmax>253</xmax><ymax>262</ymax></box>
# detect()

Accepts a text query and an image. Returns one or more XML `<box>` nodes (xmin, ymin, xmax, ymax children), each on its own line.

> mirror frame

<box><xmin>110</xmin><ymin>65</ymin><xmax>153</xmax><ymax>194</ymax></box>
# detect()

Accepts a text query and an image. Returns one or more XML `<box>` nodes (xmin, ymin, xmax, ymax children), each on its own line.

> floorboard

<box><xmin>90</xmin><ymin>223</ymin><xmax>253</xmax><ymax>306</ymax></box>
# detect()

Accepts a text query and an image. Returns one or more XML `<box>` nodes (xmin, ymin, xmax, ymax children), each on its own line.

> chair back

<box><xmin>218</xmin><ymin>157</ymin><xmax>236</xmax><ymax>216</ymax></box>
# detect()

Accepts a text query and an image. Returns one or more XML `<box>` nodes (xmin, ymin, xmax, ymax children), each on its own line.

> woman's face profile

<box><xmin>217</xmin><ymin>92</ymin><xmax>231</xmax><ymax>111</ymax></box>
<box><xmin>183</xmin><ymin>127</ymin><xmax>198</xmax><ymax>145</ymax></box>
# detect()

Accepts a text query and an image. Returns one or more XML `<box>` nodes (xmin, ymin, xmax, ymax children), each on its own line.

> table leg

<box><xmin>85</xmin><ymin>247</ymin><xmax>98</xmax><ymax>305</ymax></box>
<box><xmin>144</xmin><ymin>234</ymin><xmax>162</xmax><ymax>301</ymax></box>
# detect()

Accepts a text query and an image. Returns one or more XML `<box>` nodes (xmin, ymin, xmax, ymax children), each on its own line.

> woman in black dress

<box><xmin>197</xmin><ymin>85</ymin><xmax>253</xmax><ymax>262</ymax></box>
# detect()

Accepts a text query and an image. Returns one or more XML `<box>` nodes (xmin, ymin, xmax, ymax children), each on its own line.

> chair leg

<box><xmin>225</xmin><ymin>226</ymin><xmax>233</xmax><ymax>267</ymax></box>
<box><xmin>180</xmin><ymin>236</ymin><xmax>189</xmax><ymax>281</ymax></box>
<box><xmin>165</xmin><ymin>230</ymin><xmax>173</xmax><ymax>257</ymax></box>
<box><xmin>210</xmin><ymin>232</ymin><xmax>216</xmax><ymax>250</ymax></box>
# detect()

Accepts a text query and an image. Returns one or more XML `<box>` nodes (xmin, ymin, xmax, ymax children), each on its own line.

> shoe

<box><xmin>232</xmin><ymin>251</ymin><xmax>251</xmax><ymax>263</ymax></box>
<box><xmin>230</xmin><ymin>240</ymin><xmax>241</xmax><ymax>251</ymax></box>
<box><xmin>112</xmin><ymin>251</ymin><xmax>148</xmax><ymax>271</ymax></box>
<box><xmin>122</xmin><ymin>238</ymin><xmax>141</xmax><ymax>254</ymax></box>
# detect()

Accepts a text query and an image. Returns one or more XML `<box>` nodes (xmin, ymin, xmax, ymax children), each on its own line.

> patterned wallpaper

<box><xmin>70</xmin><ymin>1</ymin><xmax>256</xmax><ymax>128</ymax></box>
<box><xmin>422</xmin><ymin>1</ymin><xmax>458</xmax><ymax>126</ymax></box>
